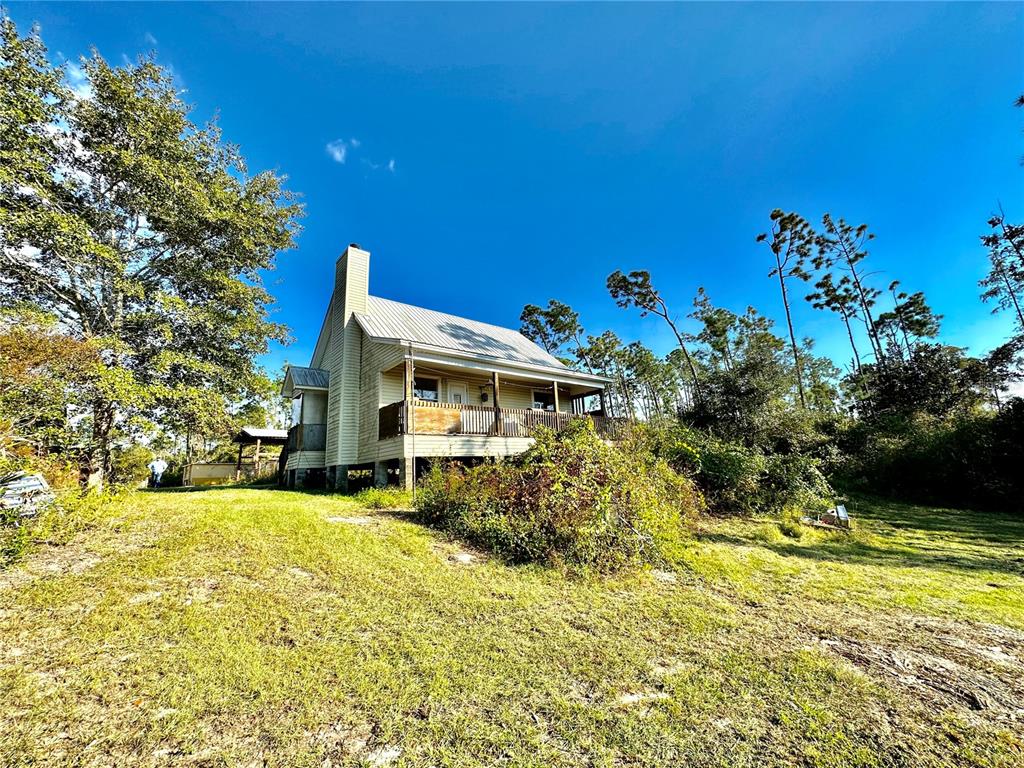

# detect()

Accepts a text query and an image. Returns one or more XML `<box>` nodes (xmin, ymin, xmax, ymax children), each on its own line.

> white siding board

<box><xmin>285</xmin><ymin>451</ymin><xmax>327</xmax><ymax>471</ymax></box>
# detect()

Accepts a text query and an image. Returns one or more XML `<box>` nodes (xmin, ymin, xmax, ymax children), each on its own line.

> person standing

<box><xmin>147</xmin><ymin>457</ymin><xmax>169</xmax><ymax>488</ymax></box>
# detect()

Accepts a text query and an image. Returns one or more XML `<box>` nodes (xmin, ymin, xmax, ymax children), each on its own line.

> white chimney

<box><xmin>335</xmin><ymin>243</ymin><xmax>370</xmax><ymax>323</ymax></box>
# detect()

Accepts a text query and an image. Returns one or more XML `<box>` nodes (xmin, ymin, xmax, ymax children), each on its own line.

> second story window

<box><xmin>414</xmin><ymin>376</ymin><xmax>439</xmax><ymax>402</ymax></box>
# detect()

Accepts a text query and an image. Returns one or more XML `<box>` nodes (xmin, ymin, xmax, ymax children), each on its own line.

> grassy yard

<box><xmin>1</xmin><ymin>489</ymin><xmax>1022</xmax><ymax>767</ymax></box>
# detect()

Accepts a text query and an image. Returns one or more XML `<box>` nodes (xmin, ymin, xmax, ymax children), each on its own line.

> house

<box><xmin>280</xmin><ymin>244</ymin><xmax>612</xmax><ymax>490</ymax></box>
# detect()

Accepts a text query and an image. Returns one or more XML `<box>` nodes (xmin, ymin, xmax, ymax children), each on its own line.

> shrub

<box><xmin>415</xmin><ymin>419</ymin><xmax>702</xmax><ymax>572</ymax></box>
<box><xmin>109</xmin><ymin>445</ymin><xmax>154</xmax><ymax>487</ymax></box>
<box><xmin>835</xmin><ymin>401</ymin><xmax>1024</xmax><ymax>513</ymax></box>
<box><xmin>0</xmin><ymin>505</ymin><xmax>33</xmax><ymax>567</ymax></box>
<box><xmin>353</xmin><ymin>487</ymin><xmax>412</xmax><ymax>510</ymax></box>
<box><xmin>632</xmin><ymin>421</ymin><xmax>832</xmax><ymax>516</ymax></box>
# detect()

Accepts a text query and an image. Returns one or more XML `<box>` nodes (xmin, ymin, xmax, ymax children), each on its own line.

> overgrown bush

<box><xmin>353</xmin><ymin>487</ymin><xmax>412</xmax><ymax>510</ymax></box>
<box><xmin>0</xmin><ymin>505</ymin><xmax>33</xmax><ymax>567</ymax></box>
<box><xmin>836</xmin><ymin>400</ymin><xmax>1024</xmax><ymax>513</ymax></box>
<box><xmin>632</xmin><ymin>420</ymin><xmax>833</xmax><ymax>516</ymax></box>
<box><xmin>415</xmin><ymin>419</ymin><xmax>702</xmax><ymax>571</ymax></box>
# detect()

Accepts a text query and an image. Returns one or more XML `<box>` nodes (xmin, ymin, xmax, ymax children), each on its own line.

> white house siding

<box><xmin>400</xmin><ymin>434</ymin><xmax>535</xmax><ymax>458</ymax></box>
<box><xmin>337</xmin><ymin>319</ymin><xmax>363</xmax><ymax>464</ymax></box>
<box><xmin>302</xmin><ymin>391</ymin><xmax>327</xmax><ymax>423</ymax></box>
<box><xmin>322</xmin><ymin>305</ymin><xmax>342</xmax><ymax>462</ymax></box>
<box><xmin>285</xmin><ymin>451</ymin><xmax>327</xmax><ymax>471</ymax></box>
<box><xmin>357</xmin><ymin>436</ymin><xmax>405</xmax><ymax>465</ymax></box>
<box><xmin>380</xmin><ymin>368</ymin><xmax>404</xmax><ymax>405</ymax></box>
<box><xmin>357</xmin><ymin>340</ymin><xmax>405</xmax><ymax>459</ymax></box>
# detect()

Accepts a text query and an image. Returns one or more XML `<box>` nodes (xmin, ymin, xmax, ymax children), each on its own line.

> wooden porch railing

<box><xmin>377</xmin><ymin>399</ymin><xmax>622</xmax><ymax>439</ymax></box>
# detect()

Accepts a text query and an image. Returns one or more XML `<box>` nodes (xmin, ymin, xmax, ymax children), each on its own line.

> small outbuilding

<box><xmin>182</xmin><ymin>426</ymin><xmax>289</xmax><ymax>486</ymax></box>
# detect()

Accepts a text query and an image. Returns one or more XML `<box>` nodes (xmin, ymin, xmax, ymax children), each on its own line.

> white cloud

<box><xmin>66</xmin><ymin>62</ymin><xmax>92</xmax><ymax>101</ymax></box>
<box><xmin>144</xmin><ymin>32</ymin><xmax>159</xmax><ymax>46</ymax></box>
<box><xmin>326</xmin><ymin>138</ymin><xmax>352</xmax><ymax>164</ymax></box>
<box><xmin>326</xmin><ymin>138</ymin><xmax>395</xmax><ymax>174</ymax></box>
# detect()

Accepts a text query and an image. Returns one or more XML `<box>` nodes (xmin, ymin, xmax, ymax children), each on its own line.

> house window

<box><xmin>532</xmin><ymin>389</ymin><xmax>555</xmax><ymax>411</ymax></box>
<box><xmin>414</xmin><ymin>376</ymin><xmax>439</xmax><ymax>402</ymax></box>
<box><xmin>291</xmin><ymin>394</ymin><xmax>303</xmax><ymax>426</ymax></box>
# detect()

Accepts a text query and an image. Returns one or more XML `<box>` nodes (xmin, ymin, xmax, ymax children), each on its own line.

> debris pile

<box><xmin>0</xmin><ymin>471</ymin><xmax>54</xmax><ymax>516</ymax></box>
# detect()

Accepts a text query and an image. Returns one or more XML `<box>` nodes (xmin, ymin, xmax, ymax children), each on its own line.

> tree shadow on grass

<box><xmin>700</xmin><ymin>514</ymin><xmax>1024</xmax><ymax>581</ymax></box>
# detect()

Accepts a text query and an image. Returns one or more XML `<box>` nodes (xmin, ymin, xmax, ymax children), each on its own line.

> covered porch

<box><xmin>376</xmin><ymin>357</ymin><xmax>610</xmax><ymax>440</ymax></box>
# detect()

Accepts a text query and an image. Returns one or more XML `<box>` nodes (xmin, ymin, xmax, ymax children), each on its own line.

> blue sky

<box><xmin>12</xmin><ymin>2</ymin><xmax>1024</xmax><ymax>374</ymax></box>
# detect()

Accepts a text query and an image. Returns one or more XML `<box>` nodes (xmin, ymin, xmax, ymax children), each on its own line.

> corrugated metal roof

<box><xmin>237</xmin><ymin>426</ymin><xmax>289</xmax><ymax>442</ymax></box>
<box><xmin>356</xmin><ymin>296</ymin><xmax>569</xmax><ymax>371</ymax></box>
<box><xmin>288</xmin><ymin>367</ymin><xmax>330</xmax><ymax>389</ymax></box>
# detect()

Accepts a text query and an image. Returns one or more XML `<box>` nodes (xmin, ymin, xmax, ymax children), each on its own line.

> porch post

<box><xmin>373</xmin><ymin>461</ymin><xmax>388</xmax><ymax>488</ymax></box>
<box><xmin>254</xmin><ymin>438</ymin><xmax>261</xmax><ymax>475</ymax></box>
<box><xmin>492</xmin><ymin>371</ymin><xmax>502</xmax><ymax>436</ymax></box>
<box><xmin>399</xmin><ymin>458</ymin><xmax>414</xmax><ymax>491</ymax></box>
<box><xmin>404</xmin><ymin>356</ymin><xmax>415</xmax><ymax>434</ymax></box>
<box><xmin>552</xmin><ymin>381</ymin><xmax>560</xmax><ymax>413</ymax></box>
<box><xmin>334</xmin><ymin>465</ymin><xmax>349</xmax><ymax>492</ymax></box>
<box><xmin>598</xmin><ymin>390</ymin><xmax>607</xmax><ymax>416</ymax></box>
<box><xmin>235</xmin><ymin>442</ymin><xmax>243</xmax><ymax>481</ymax></box>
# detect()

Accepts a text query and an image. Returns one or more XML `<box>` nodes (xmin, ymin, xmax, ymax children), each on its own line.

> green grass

<box><xmin>1</xmin><ymin>489</ymin><xmax>1022</xmax><ymax>767</ymax></box>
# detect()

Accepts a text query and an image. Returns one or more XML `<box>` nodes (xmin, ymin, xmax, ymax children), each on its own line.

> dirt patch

<box><xmin>307</xmin><ymin>720</ymin><xmax>403</xmax><ymax>766</ymax></box>
<box><xmin>651</xmin><ymin>569</ymin><xmax>677</xmax><ymax>584</ymax></box>
<box><xmin>817</xmin><ymin>635</ymin><xmax>1024</xmax><ymax>720</ymax></box>
<box><xmin>184</xmin><ymin>578</ymin><xmax>219</xmax><ymax>606</ymax></box>
<box><xmin>616</xmin><ymin>690</ymin><xmax>671</xmax><ymax>707</ymax></box>
<box><xmin>0</xmin><ymin>524</ymin><xmax>158</xmax><ymax>592</ymax></box>
<box><xmin>431</xmin><ymin>541</ymin><xmax>488</xmax><ymax>567</ymax></box>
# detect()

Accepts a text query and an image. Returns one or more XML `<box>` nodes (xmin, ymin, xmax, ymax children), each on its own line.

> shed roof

<box><xmin>234</xmin><ymin>426</ymin><xmax>288</xmax><ymax>445</ymax></box>
<box><xmin>355</xmin><ymin>296</ymin><xmax>569</xmax><ymax>371</ymax></box>
<box><xmin>287</xmin><ymin>367</ymin><xmax>330</xmax><ymax>389</ymax></box>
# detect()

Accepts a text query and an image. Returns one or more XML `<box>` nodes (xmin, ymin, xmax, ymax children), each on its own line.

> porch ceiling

<box><xmin>384</xmin><ymin>360</ymin><xmax>597</xmax><ymax>396</ymax></box>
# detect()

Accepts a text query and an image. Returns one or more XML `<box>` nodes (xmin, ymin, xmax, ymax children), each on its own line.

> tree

<box><xmin>872</xmin><ymin>284</ymin><xmax>942</xmax><ymax>356</ymax></box>
<box><xmin>0</xmin><ymin>19</ymin><xmax>302</xmax><ymax>488</ymax></box>
<box><xmin>980</xmin><ymin>210</ymin><xmax>1024</xmax><ymax>334</ymax></box>
<box><xmin>519</xmin><ymin>300</ymin><xmax>594</xmax><ymax>371</ymax></box>
<box><xmin>685</xmin><ymin>299</ymin><xmax>793</xmax><ymax>446</ymax></box>
<box><xmin>689</xmin><ymin>287</ymin><xmax>738</xmax><ymax>371</ymax></box>
<box><xmin>814</xmin><ymin>215</ymin><xmax>885</xmax><ymax>363</ymax></box>
<box><xmin>757</xmin><ymin>210</ymin><xmax>814</xmax><ymax>409</ymax></box>
<box><xmin>0</xmin><ymin>307</ymin><xmax>100</xmax><ymax>464</ymax></box>
<box><xmin>806</xmin><ymin>272</ymin><xmax>863</xmax><ymax>373</ymax></box>
<box><xmin>579</xmin><ymin>331</ymin><xmax>631</xmax><ymax>418</ymax></box>
<box><xmin>981</xmin><ymin>338</ymin><xmax>1024</xmax><ymax>408</ymax></box>
<box><xmin>854</xmin><ymin>344</ymin><xmax>988</xmax><ymax>420</ymax></box>
<box><xmin>606</xmin><ymin>270</ymin><xmax>703</xmax><ymax>402</ymax></box>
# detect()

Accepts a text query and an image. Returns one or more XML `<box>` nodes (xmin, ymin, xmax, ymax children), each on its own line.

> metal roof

<box><xmin>235</xmin><ymin>426</ymin><xmax>289</xmax><ymax>444</ymax></box>
<box><xmin>356</xmin><ymin>296</ymin><xmax>571</xmax><ymax>371</ymax></box>
<box><xmin>287</xmin><ymin>366</ymin><xmax>330</xmax><ymax>389</ymax></box>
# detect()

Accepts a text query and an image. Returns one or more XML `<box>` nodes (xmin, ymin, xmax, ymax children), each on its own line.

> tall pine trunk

<box><xmin>775</xmin><ymin>256</ymin><xmax>807</xmax><ymax>409</ymax></box>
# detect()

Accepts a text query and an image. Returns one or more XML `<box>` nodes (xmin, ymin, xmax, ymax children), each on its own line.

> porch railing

<box><xmin>377</xmin><ymin>399</ymin><xmax>621</xmax><ymax>440</ymax></box>
<box><xmin>287</xmin><ymin>423</ymin><xmax>327</xmax><ymax>452</ymax></box>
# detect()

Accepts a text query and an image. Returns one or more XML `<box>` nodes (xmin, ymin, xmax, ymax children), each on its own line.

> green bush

<box><xmin>0</xmin><ymin>505</ymin><xmax>33</xmax><ymax>567</ymax></box>
<box><xmin>109</xmin><ymin>445</ymin><xmax>154</xmax><ymax>487</ymax></box>
<box><xmin>630</xmin><ymin>421</ymin><xmax>832</xmax><ymax>516</ymax></box>
<box><xmin>415</xmin><ymin>419</ymin><xmax>702</xmax><ymax>572</ymax></box>
<box><xmin>353</xmin><ymin>487</ymin><xmax>412</xmax><ymax>509</ymax></box>
<box><xmin>836</xmin><ymin>401</ymin><xmax>1024</xmax><ymax>513</ymax></box>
